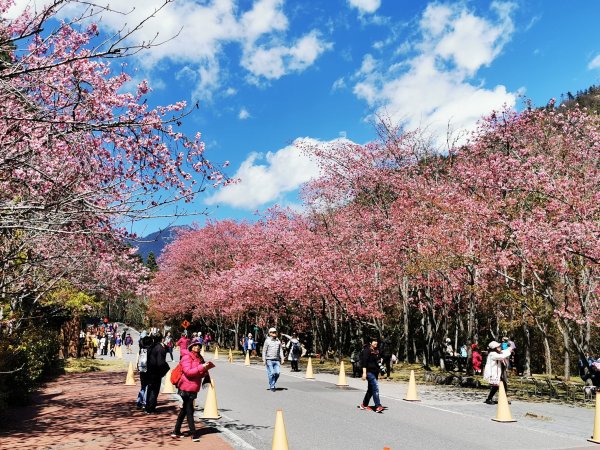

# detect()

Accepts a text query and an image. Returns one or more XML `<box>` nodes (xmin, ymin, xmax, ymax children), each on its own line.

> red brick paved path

<box><xmin>0</xmin><ymin>370</ymin><xmax>233</xmax><ymax>450</ymax></box>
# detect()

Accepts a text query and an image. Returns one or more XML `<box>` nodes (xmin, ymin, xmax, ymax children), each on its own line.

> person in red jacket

<box><xmin>471</xmin><ymin>343</ymin><xmax>483</xmax><ymax>375</ymax></box>
<box><xmin>171</xmin><ymin>338</ymin><xmax>215</xmax><ymax>441</ymax></box>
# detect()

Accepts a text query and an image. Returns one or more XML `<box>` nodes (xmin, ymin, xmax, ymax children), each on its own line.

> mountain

<box><xmin>130</xmin><ymin>225</ymin><xmax>190</xmax><ymax>261</ymax></box>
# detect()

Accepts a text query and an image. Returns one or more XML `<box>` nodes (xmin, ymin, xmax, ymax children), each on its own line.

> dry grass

<box><xmin>64</xmin><ymin>357</ymin><xmax>127</xmax><ymax>374</ymax></box>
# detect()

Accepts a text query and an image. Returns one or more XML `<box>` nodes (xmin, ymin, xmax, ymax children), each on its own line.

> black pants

<box><xmin>291</xmin><ymin>359</ymin><xmax>298</xmax><ymax>371</ymax></box>
<box><xmin>382</xmin><ymin>357</ymin><xmax>392</xmax><ymax>377</ymax></box>
<box><xmin>145</xmin><ymin>378</ymin><xmax>161</xmax><ymax>412</ymax></box>
<box><xmin>174</xmin><ymin>390</ymin><xmax>197</xmax><ymax>434</ymax></box>
<box><xmin>486</xmin><ymin>373</ymin><xmax>508</xmax><ymax>401</ymax></box>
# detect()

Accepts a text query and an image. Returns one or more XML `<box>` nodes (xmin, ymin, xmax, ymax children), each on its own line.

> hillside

<box><xmin>130</xmin><ymin>225</ymin><xmax>190</xmax><ymax>261</ymax></box>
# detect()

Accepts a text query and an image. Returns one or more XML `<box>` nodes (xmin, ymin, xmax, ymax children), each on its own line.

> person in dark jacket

<box><xmin>136</xmin><ymin>334</ymin><xmax>154</xmax><ymax>409</ymax></box>
<box><xmin>145</xmin><ymin>333</ymin><xmax>169</xmax><ymax>414</ymax></box>
<box><xmin>380</xmin><ymin>337</ymin><xmax>393</xmax><ymax>379</ymax></box>
<box><xmin>359</xmin><ymin>337</ymin><xmax>384</xmax><ymax>412</ymax></box>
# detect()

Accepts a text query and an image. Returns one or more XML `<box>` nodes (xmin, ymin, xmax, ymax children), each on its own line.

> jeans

<box><xmin>265</xmin><ymin>360</ymin><xmax>281</xmax><ymax>389</ymax></box>
<box><xmin>174</xmin><ymin>390</ymin><xmax>197</xmax><ymax>434</ymax></box>
<box><xmin>363</xmin><ymin>372</ymin><xmax>381</xmax><ymax>407</ymax></box>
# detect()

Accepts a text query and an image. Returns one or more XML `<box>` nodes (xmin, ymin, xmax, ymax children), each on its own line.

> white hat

<box><xmin>488</xmin><ymin>340</ymin><xmax>501</xmax><ymax>349</ymax></box>
<box><xmin>268</xmin><ymin>327</ymin><xmax>277</xmax><ymax>333</ymax></box>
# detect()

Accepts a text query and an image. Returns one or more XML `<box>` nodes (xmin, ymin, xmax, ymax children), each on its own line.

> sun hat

<box><xmin>488</xmin><ymin>340</ymin><xmax>501</xmax><ymax>350</ymax></box>
<box><xmin>188</xmin><ymin>338</ymin><xmax>203</xmax><ymax>351</ymax></box>
<box><xmin>268</xmin><ymin>327</ymin><xmax>277</xmax><ymax>333</ymax></box>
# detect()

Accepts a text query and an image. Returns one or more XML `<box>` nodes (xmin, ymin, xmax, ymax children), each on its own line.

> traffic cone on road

<box><xmin>135</xmin><ymin>352</ymin><xmax>139</xmax><ymax>367</ymax></box>
<box><xmin>403</xmin><ymin>370</ymin><xmax>420</xmax><ymax>401</ymax></box>
<box><xmin>305</xmin><ymin>357</ymin><xmax>315</xmax><ymax>379</ymax></box>
<box><xmin>492</xmin><ymin>383</ymin><xmax>516</xmax><ymax>422</ymax></box>
<box><xmin>271</xmin><ymin>409</ymin><xmax>289</xmax><ymax>450</ymax></box>
<box><xmin>202</xmin><ymin>380</ymin><xmax>222</xmax><ymax>419</ymax></box>
<box><xmin>589</xmin><ymin>391</ymin><xmax>600</xmax><ymax>443</ymax></box>
<box><xmin>201</xmin><ymin>345</ymin><xmax>205</xmax><ymax>357</ymax></box>
<box><xmin>162</xmin><ymin>370</ymin><xmax>175</xmax><ymax>393</ymax></box>
<box><xmin>228</xmin><ymin>349</ymin><xmax>233</xmax><ymax>363</ymax></box>
<box><xmin>336</xmin><ymin>361</ymin><xmax>349</xmax><ymax>387</ymax></box>
<box><xmin>125</xmin><ymin>362</ymin><xmax>135</xmax><ymax>386</ymax></box>
<box><xmin>116</xmin><ymin>345</ymin><xmax>122</xmax><ymax>359</ymax></box>
<box><xmin>245</xmin><ymin>351</ymin><xmax>251</xmax><ymax>366</ymax></box>
<box><xmin>214</xmin><ymin>346</ymin><xmax>220</xmax><ymax>360</ymax></box>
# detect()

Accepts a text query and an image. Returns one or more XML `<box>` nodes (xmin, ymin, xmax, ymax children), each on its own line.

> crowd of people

<box><xmin>77</xmin><ymin>320</ymin><xmax>531</xmax><ymax>442</ymax></box>
<box><xmin>77</xmin><ymin>322</ymin><xmax>135</xmax><ymax>359</ymax></box>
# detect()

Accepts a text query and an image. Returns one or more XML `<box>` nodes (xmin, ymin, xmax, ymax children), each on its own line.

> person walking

<box><xmin>164</xmin><ymin>332</ymin><xmax>174</xmax><ymax>361</ymax></box>
<box><xmin>262</xmin><ymin>327</ymin><xmax>284</xmax><ymax>391</ymax></box>
<box><xmin>359</xmin><ymin>337</ymin><xmax>384</xmax><ymax>413</ymax></box>
<box><xmin>176</xmin><ymin>331</ymin><xmax>190</xmax><ymax>360</ymax></box>
<box><xmin>171</xmin><ymin>337</ymin><xmax>215</xmax><ymax>442</ymax></box>
<box><xmin>145</xmin><ymin>333</ymin><xmax>170</xmax><ymax>414</ymax></box>
<box><xmin>286</xmin><ymin>333</ymin><xmax>301</xmax><ymax>372</ymax></box>
<box><xmin>483</xmin><ymin>340</ymin><xmax>512</xmax><ymax>404</ymax></box>
<box><xmin>124</xmin><ymin>333</ymin><xmax>133</xmax><ymax>354</ymax></box>
<box><xmin>136</xmin><ymin>334</ymin><xmax>153</xmax><ymax>409</ymax></box>
<box><xmin>380</xmin><ymin>337</ymin><xmax>393</xmax><ymax>379</ymax></box>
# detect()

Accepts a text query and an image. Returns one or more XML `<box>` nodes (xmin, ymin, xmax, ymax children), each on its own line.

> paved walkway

<box><xmin>0</xmin><ymin>370</ymin><xmax>233</xmax><ymax>449</ymax></box>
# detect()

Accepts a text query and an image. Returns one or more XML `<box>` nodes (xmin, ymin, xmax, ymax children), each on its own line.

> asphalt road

<box><xmin>111</xmin><ymin>326</ymin><xmax>595</xmax><ymax>450</ymax></box>
<box><xmin>195</xmin><ymin>358</ymin><xmax>592</xmax><ymax>450</ymax></box>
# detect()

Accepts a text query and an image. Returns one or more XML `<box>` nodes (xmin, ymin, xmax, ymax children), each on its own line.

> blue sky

<box><xmin>9</xmin><ymin>0</ymin><xmax>600</xmax><ymax>236</ymax></box>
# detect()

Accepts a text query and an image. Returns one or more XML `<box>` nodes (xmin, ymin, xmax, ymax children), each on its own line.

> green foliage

<box><xmin>43</xmin><ymin>283</ymin><xmax>101</xmax><ymax>314</ymax></box>
<box><xmin>0</xmin><ymin>327</ymin><xmax>63</xmax><ymax>409</ymax></box>
<box><xmin>146</xmin><ymin>251</ymin><xmax>159</xmax><ymax>272</ymax></box>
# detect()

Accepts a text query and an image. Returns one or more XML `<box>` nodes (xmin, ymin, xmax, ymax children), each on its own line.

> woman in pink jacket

<box><xmin>171</xmin><ymin>338</ymin><xmax>214</xmax><ymax>441</ymax></box>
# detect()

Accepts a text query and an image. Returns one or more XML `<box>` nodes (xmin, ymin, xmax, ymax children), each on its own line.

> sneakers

<box><xmin>270</xmin><ymin>387</ymin><xmax>276</xmax><ymax>392</ymax></box>
<box><xmin>192</xmin><ymin>434</ymin><xmax>201</xmax><ymax>442</ymax></box>
<box><xmin>374</xmin><ymin>405</ymin><xmax>385</xmax><ymax>413</ymax></box>
<box><xmin>358</xmin><ymin>403</ymin><xmax>372</xmax><ymax>410</ymax></box>
<box><xmin>484</xmin><ymin>399</ymin><xmax>494</xmax><ymax>404</ymax></box>
<box><xmin>170</xmin><ymin>432</ymin><xmax>184</xmax><ymax>439</ymax></box>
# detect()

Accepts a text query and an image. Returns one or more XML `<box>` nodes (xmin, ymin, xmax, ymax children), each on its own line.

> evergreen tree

<box><xmin>146</xmin><ymin>251</ymin><xmax>159</xmax><ymax>272</ymax></box>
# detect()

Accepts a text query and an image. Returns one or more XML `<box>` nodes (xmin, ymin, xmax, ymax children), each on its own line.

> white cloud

<box><xmin>225</xmin><ymin>87</ymin><xmax>237</xmax><ymax>96</ymax></box>
<box><xmin>347</xmin><ymin>0</ymin><xmax>381</xmax><ymax>14</ymax></box>
<box><xmin>352</xmin><ymin>2</ymin><xmax>517</xmax><ymax>147</ymax></box>
<box><xmin>6</xmin><ymin>1</ymin><xmax>331</xmax><ymax>98</ymax></box>
<box><xmin>239</xmin><ymin>108</ymin><xmax>251</xmax><ymax>119</ymax></box>
<box><xmin>588</xmin><ymin>54</ymin><xmax>600</xmax><ymax>70</ymax></box>
<box><xmin>241</xmin><ymin>30</ymin><xmax>332</xmax><ymax>80</ymax></box>
<box><xmin>332</xmin><ymin>77</ymin><xmax>346</xmax><ymax>91</ymax></box>
<box><xmin>205</xmin><ymin>138</ymin><xmax>325</xmax><ymax>209</ymax></box>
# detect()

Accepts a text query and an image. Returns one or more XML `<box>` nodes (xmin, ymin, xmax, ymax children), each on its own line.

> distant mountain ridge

<box><xmin>131</xmin><ymin>225</ymin><xmax>190</xmax><ymax>260</ymax></box>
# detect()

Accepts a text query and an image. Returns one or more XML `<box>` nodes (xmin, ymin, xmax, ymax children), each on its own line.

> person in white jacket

<box><xmin>483</xmin><ymin>340</ymin><xmax>512</xmax><ymax>404</ymax></box>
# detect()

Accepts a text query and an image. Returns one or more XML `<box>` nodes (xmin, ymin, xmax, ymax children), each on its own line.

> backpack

<box><xmin>138</xmin><ymin>348</ymin><xmax>148</xmax><ymax>373</ymax></box>
<box><xmin>291</xmin><ymin>341</ymin><xmax>301</xmax><ymax>357</ymax></box>
<box><xmin>170</xmin><ymin>363</ymin><xmax>183</xmax><ymax>386</ymax></box>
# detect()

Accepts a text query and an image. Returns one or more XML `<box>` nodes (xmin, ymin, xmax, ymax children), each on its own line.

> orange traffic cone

<box><xmin>228</xmin><ymin>349</ymin><xmax>233</xmax><ymax>363</ymax></box>
<box><xmin>403</xmin><ymin>370</ymin><xmax>420</xmax><ymax>401</ymax></box>
<box><xmin>202</xmin><ymin>379</ymin><xmax>222</xmax><ymax>419</ymax></box>
<box><xmin>305</xmin><ymin>357</ymin><xmax>315</xmax><ymax>379</ymax></box>
<box><xmin>201</xmin><ymin>345</ymin><xmax>206</xmax><ymax>357</ymax></box>
<box><xmin>271</xmin><ymin>409</ymin><xmax>289</xmax><ymax>450</ymax></box>
<box><xmin>214</xmin><ymin>346</ymin><xmax>219</xmax><ymax>360</ymax></box>
<box><xmin>125</xmin><ymin>362</ymin><xmax>135</xmax><ymax>385</ymax></box>
<box><xmin>245</xmin><ymin>351</ymin><xmax>251</xmax><ymax>366</ymax></box>
<box><xmin>589</xmin><ymin>391</ymin><xmax>600</xmax><ymax>443</ymax></box>
<box><xmin>162</xmin><ymin>370</ymin><xmax>175</xmax><ymax>393</ymax></box>
<box><xmin>492</xmin><ymin>383</ymin><xmax>516</xmax><ymax>422</ymax></box>
<box><xmin>336</xmin><ymin>361</ymin><xmax>348</xmax><ymax>387</ymax></box>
